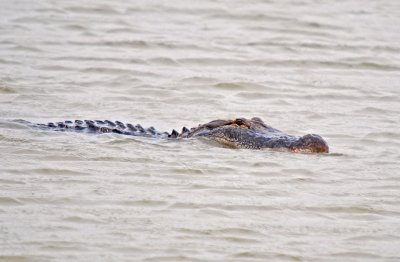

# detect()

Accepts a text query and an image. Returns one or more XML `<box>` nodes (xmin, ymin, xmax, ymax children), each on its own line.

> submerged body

<box><xmin>19</xmin><ymin>117</ymin><xmax>329</xmax><ymax>153</ymax></box>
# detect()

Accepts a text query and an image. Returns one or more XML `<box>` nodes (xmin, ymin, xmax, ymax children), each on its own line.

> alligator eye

<box><xmin>235</xmin><ymin>119</ymin><xmax>243</xmax><ymax>125</ymax></box>
<box><xmin>234</xmin><ymin>118</ymin><xmax>249</xmax><ymax>128</ymax></box>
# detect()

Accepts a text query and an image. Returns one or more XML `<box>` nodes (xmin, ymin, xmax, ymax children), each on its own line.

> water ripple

<box><xmin>1</xmin><ymin>0</ymin><xmax>399</xmax><ymax>261</ymax></box>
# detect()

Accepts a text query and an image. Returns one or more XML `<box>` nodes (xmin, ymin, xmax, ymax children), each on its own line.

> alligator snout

<box><xmin>293</xmin><ymin>134</ymin><xmax>329</xmax><ymax>153</ymax></box>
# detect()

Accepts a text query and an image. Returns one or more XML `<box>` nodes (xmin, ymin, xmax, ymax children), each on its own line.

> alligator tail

<box><xmin>15</xmin><ymin>119</ymin><xmax>171</xmax><ymax>138</ymax></box>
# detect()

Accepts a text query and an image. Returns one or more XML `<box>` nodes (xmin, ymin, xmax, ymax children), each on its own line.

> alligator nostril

<box><xmin>302</xmin><ymin>134</ymin><xmax>329</xmax><ymax>153</ymax></box>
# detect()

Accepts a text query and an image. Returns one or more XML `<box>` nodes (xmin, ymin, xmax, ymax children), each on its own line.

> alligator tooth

<box><xmin>126</xmin><ymin>123</ymin><xmax>137</xmax><ymax>131</ymax></box>
<box><xmin>169</xmin><ymin>129</ymin><xmax>179</xmax><ymax>138</ymax></box>
<box><xmin>105</xmin><ymin>120</ymin><xmax>116</xmax><ymax>126</ymax></box>
<box><xmin>115</xmin><ymin>121</ymin><xmax>126</xmax><ymax>129</ymax></box>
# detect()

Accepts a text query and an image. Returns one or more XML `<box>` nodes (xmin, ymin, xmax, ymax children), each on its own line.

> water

<box><xmin>1</xmin><ymin>0</ymin><xmax>400</xmax><ymax>261</ymax></box>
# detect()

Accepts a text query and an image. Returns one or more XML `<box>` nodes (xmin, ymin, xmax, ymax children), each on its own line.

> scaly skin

<box><xmin>19</xmin><ymin>117</ymin><xmax>329</xmax><ymax>153</ymax></box>
<box><xmin>180</xmin><ymin>117</ymin><xmax>329</xmax><ymax>153</ymax></box>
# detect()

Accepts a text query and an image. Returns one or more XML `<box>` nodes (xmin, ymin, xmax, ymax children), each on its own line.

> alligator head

<box><xmin>181</xmin><ymin>117</ymin><xmax>329</xmax><ymax>153</ymax></box>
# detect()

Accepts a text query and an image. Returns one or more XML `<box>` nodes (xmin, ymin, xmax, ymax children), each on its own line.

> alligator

<box><xmin>18</xmin><ymin>117</ymin><xmax>329</xmax><ymax>153</ymax></box>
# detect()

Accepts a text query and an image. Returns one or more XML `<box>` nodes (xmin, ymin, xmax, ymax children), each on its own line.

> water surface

<box><xmin>1</xmin><ymin>0</ymin><xmax>400</xmax><ymax>261</ymax></box>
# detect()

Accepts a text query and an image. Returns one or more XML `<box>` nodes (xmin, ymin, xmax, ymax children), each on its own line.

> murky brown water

<box><xmin>1</xmin><ymin>0</ymin><xmax>400</xmax><ymax>261</ymax></box>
